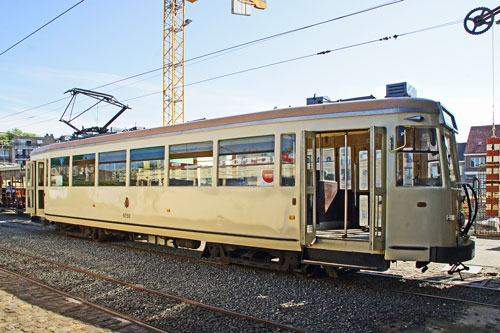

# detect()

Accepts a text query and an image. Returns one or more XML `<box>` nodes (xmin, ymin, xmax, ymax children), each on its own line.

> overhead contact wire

<box><xmin>94</xmin><ymin>0</ymin><xmax>404</xmax><ymax>90</ymax></box>
<box><xmin>7</xmin><ymin>17</ymin><xmax>462</xmax><ymax>131</ymax></box>
<box><xmin>3</xmin><ymin>1</ymin><xmax>401</xmax><ymax>121</ymax></box>
<box><xmin>0</xmin><ymin>0</ymin><xmax>86</xmax><ymax>57</ymax></box>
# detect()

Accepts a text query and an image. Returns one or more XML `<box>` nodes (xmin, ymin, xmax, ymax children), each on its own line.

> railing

<box><xmin>475</xmin><ymin>218</ymin><xmax>500</xmax><ymax>237</ymax></box>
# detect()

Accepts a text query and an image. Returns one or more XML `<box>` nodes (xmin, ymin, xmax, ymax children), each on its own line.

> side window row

<box><xmin>49</xmin><ymin>134</ymin><xmax>296</xmax><ymax>188</ymax></box>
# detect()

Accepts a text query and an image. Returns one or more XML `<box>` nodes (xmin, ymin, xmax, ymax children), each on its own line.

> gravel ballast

<box><xmin>0</xmin><ymin>213</ymin><xmax>499</xmax><ymax>332</ymax></box>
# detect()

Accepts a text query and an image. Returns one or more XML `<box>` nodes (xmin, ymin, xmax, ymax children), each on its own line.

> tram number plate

<box><xmin>123</xmin><ymin>213</ymin><xmax>131</xmax><ymax>219</ymax></box>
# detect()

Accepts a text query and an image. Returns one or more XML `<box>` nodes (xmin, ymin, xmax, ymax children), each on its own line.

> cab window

<box><xmin>396</xmin><ymin>127</ymin><xmax>442</xmax><ymax>187</ymax></box>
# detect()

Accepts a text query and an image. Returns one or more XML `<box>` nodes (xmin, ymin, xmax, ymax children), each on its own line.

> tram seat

<box><xmin>318</xmin><ymin>189</ymin><xmax>359</xmax><ymax>230</ymax></box>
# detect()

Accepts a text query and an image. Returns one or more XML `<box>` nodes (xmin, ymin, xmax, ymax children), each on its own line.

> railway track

<box><xmin>0</xmin><ymin>218</ymin><xmax>500</xmax><ymax>332</ymax></box>
<box><xmin>0</xmin><ymin>266</ymin><xmax>168</xmax><ymax>333</ymax></box>
<box><xmin>3</xmin><ymin>219</ymin><xmax>500</xmax><ymax>305</ymax></box>
<box><xmin>104</xmin><ymin>241</ymin><xmax>500</xmax><ymax>308</ymax></box>
<box><xmin>359</xmin><ymin>270</ymin><xmax>500</xmax><ymax>291</ymax></box>
<box><xmin>0</xmin><ymin>245</ymin><xmax>307</xmax><ymax>333</ymax></box>
<box><xmin>101</xmin><ymin>240</ymin><xmax>500</xmax><ymax>293</ymax></box>
<box><xmin>83</xmin><ymin>240</ymin><xmax>500</xmax><ymax>312</ymax></box>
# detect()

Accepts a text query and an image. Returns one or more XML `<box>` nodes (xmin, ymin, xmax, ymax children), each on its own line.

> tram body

<box><xmin>25</xmin><ymin>96</ymin><xmax>474</xmax><ymax>272</ymax></box>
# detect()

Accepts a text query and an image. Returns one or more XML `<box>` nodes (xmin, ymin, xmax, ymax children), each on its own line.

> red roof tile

<box><xmin>464</xmin><ymin>125</ymin><xmax>500</xmax><ymax>154</ymax></box>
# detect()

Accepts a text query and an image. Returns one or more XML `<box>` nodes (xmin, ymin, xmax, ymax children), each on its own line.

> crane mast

<box><xmin>163</xmin><ymin>0</ymin><xmax>266</xmax><ymax>126</ymax></box>
<box><xmin>163</xmin><ymin>0</ymin><xmax>187</xmax><ymax>126</ymax></box>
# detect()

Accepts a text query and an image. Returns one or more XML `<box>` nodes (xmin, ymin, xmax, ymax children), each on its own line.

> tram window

<box><xmin>130</xmin><ymin>147</ymin><xmax>165</xmax><ymax>186</ymax></box>
<box><xmin>218</xmin><ymin>135</ymin><xmax>274</xmax><ymax>186</ymax></box>
<box><xmin>26</xmin><ymin>164</ymin><xmax>32</xmax><ymax>187</ymax></box>
<box><xmin>396</xmin><ymin>127</ymin><xmax>442</xmax><ymax>187</ymax></box>
<box><xmin>444</xmin><ymin>133</ymin><xmax>457</xmax><ymax>183</ymax></box>
<box><xmin>359</xmin><ymin>150</ymin><xmax>368</xmax><ymax>190</ymax></box>
<box><xmin>98</xmin><ymin>150</ymin><xmax>126</xmax><ymax>186</ymax></box>
<box><xmin>281</xmin><ymin>134</ymin><xmax>296</xmax><ymax>186</ymax></box>
<box><xmin>38</xmin><ymin>163</ymin><xmax>44</xmax><ymax>186</ymax></box>
<box><xmin>50</xmin><ymin>157</ymin><xmax>69</xmax><ymax>186</ymax></box>
<box><xmin>72</xmin><ymin>154</ymin><xmax>95</xmax><ymax>186</ymax></box>
<box><xmin>169</xmin><ymin>142</ymin><xmax>212</xmax><ymax>186</ymax></box>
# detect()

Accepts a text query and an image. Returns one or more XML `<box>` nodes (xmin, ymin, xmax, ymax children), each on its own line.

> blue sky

<box><xmin>0</xmin><ymin>0</ymin><xmax>499</xmax><ymax>142</ymax></box>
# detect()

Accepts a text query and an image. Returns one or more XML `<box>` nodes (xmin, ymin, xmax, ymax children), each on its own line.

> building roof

<box><xmin>456</xmin><ymin>142</ymin><xmax>467</xmax><ymax>161</ymax></box>
<box><xmin>464</xmin><ymin>125</ymin><xmax>500</xmax><ymax>154</ymax></box>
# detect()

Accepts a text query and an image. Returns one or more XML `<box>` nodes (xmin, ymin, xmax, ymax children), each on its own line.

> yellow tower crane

<box><xmin>163</xmin><ymin>0</ymin><xmax>267</xmax><ymax>126</ymax></box>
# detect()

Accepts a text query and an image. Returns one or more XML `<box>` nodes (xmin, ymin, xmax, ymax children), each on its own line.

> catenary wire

<box><xmin>12</xmin><ymin>19</ymin><xmax>462</xmax><ymax>130</ymax></box>
<box><xmin>9</xmin><ymin>19</ymin><xmax>461</xmax><ymax>131</ymax></box>
<box><xmin>1</xmin><ymin>0</ymin><xmax>404</xmax><ymax>122</ymax></box>
<box><xmin>0</xmin><ymin>0</ymin><xmax>86</xmax><ymax>57</ymax></box>
<box><xmin>108</xmin><ymin>20</ymin><xmax>464</xmax><ymax>105</ymax></box>
<box><xmin>94</xmin><ymin>0</ymin><xmax>404</xmax><ymax>90</ymax></box>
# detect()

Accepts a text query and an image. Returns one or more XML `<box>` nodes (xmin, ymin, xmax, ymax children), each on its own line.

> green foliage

<box><xmin>0</xmin><ymin>128</ymin><xmax>37</xmax><ymax>145</ymax></box>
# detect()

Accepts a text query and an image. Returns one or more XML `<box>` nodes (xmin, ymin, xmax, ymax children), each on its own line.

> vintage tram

<box><xmin>25</xmin><ymin>87</ymin><xmax>475</xmax><ymax>276</ymax></box>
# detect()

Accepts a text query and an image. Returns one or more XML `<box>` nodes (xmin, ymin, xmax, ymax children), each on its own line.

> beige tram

<box><xmin>25</xmin><ymin>91</ymin><xmax>475</xmax><ymax>275</ymax></box>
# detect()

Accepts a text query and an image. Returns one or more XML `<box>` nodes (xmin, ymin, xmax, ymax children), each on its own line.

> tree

<box><xmin>0</xmin><ymin>128</ymin><xmax>37</xmax><ymax>145</ymax></box>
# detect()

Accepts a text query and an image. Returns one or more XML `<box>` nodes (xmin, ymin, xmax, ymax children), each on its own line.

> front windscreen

<box><xmin>396</xmin><ymin>127</ymin><xmax>442</xmax><ymax>187</ymax></box>
<box><xmin>441</xmin><ymin>107</ymin><xmax>458</xmax><ymax>133</ymax></box>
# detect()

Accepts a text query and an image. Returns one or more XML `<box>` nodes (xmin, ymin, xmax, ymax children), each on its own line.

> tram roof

<box><xmin>32</xmin><ymin>97</ymin><xmax>440</xmax><ymax>155</ymax></box>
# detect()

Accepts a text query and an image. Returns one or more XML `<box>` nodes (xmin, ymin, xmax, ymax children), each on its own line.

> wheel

<box><xmin>294</xmin><ymin>264</ymin><xmax>322</xmax><ymax>278</ymax></box>
<box><xmin>91</xmin><ymin>228</ymin><xmax>107</xmax><ymax>242</ymax></box>
<box><xmin>206</xmin><ymin>243</ymin><xmax>229</xmax><ymax>264</ymax></box>
<box><xmin>464</xmin><ymin>7</ymin><xmax>494</xmax><ymax>35</ymax></box>
<box><xmin>325</xmin><ymin>266</ymin><xmax>341</xmax><ymax>278</ymax></box>
<box><xmin>325</xmin><ymin>266</ymin><xmax>360</xmax><ymax>279</ymax></box>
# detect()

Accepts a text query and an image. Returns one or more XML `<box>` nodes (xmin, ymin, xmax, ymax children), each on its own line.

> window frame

<box><xmin>395</xmin><ymin>126</ymin><xmax>442</xmax><ymax>187</ymax></box>
<box><xmin>469</xmin><ymin>157</ymin><xmax>485</xmax><ymax>168</ymax></box>
<box><xmin>218</xmin><ymin>135</ymin><xmax>275</xmax><ymax>187</ymax></box>
<box><xmin>98</xmin><ymin>150</ymin><xmax>127</xmax><ymax>186</ymax></box>
<box><xmin>168</xmin><ymin>141</ymin><xmax>213</xmax><ymax>187</ymax></box>
<box><xmin>280</xmin><ymin>133</ymin><xmax>296</xmax><ymax>187</ymax></box>
<box><xmin>50</xmin><ymin>156</ymin><xmax>70</xmax><ymax>187</ymax></box>
<box><xmin>72</xmin><ymin>153</ymin><xmax>96</xmax><ymax>187</ymax></box>
<box><xmin>130</xmin><ymin>146</ymin><xmax>165</xmax><ymax>187</ymax></box>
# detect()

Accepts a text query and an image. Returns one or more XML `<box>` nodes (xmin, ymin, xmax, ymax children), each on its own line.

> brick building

<box><xmin>463</xmin><ymin>125</ymin><xmax>500</xmax><ymax>187</ymax></box>
<box><xmin>0</xmin><ymin>134</ymin><xmax>56</xmax><ymax>166</ymax></box>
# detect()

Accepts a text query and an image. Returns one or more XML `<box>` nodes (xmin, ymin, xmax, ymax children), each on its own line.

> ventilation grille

<box><xmin>385</xmin><ymin>82</ymin><xmax>417</xmax><ymax>98</ymax></box>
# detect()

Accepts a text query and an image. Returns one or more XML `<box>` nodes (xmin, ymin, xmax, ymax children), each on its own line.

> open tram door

<box><xmin>303</xmin><ymin>131</ymin><xmax>317</xmax><ymax>246</ymax></box>
<box><xmin>369</xmin><ymin>126</ymin><xmax>386</xmax><ymax>252</ymax></box>
<box><xmin>25</xmin><ymin>161</ymin><xmax>35</xmax><ymax>215</ymax></box>
<box><xmin>34</xmin><ymin>160</ymin><xmax>46</xmax><ymax>217</ymax></box>
<box><xmin>302</xmin><ymin>128</ymin><xmax>387</xmax><ymax>246</ymax></box>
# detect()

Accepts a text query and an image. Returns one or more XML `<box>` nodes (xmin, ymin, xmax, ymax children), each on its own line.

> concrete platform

<box><xmin>468</xmin><ymin>236</ymin><xmax>500</xmax><ymax>268</ymax></box>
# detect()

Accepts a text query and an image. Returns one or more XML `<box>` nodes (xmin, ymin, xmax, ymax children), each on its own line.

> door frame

<box><xmin>369</xmin><ymin>126</ymin><xmax>386</xmax><ymax>251</ymax></box>
<box><xmin>35</xmin><ymin>159</ymin><xmax>46</xmax><ymax>216</ymax></box>
<box><xmin>25</xmin><ymin>161</ymin><xmax>35</xmax><ymax>215</ymax></box>
<box><xmin>302</xmin><ymin>131</ymin><xmax>317</xmax><ymax>246</ymax></box>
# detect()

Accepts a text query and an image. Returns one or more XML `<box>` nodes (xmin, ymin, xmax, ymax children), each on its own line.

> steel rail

<box><xmin>0</xmin><ymin>266</ymin><xmax>169</xmax><ymax>333</ymax></box>
<box><xmin>391</xmin><ymin>289</ymin><xmax>500</xmax><ymax>309</ymax></box>
<box><xmin>99</xmin><ymin>242</ymin><xmax>500</xmax><ymax>309</ymax></box>
<box><xmin>353</xmin><ymin>272</ymin><xmax>500</xmax><ymax>309</ymax></box>
<box><xmin>0</xmin><ymin>246</ymin><xmax>307</xmax><ymax>333</ymax></box>
<box><xmin>106</xmin><ymin>242</ymin><xmax>500</xmax><ymax>292</ymax></box>
<box><xmin>5</xmin><ymin>220</ymin><xmax>499</xmax><ymax>310</ymax></box>
<box><xmin>358</xmin><ymin>271</ymin><xmax>500</xmax><ymax>292</ymax></box>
